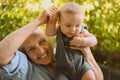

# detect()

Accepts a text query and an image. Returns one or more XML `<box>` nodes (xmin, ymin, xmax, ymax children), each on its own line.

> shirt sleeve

<box><xmin>80</xmin><ymin>24</ymin><xmax>88</xmax><ymax>34</ymax></box>
<box><xmin>0</xmin><ymin>50</ymin><xmax>29</xmax><ymax>79</ymax></box>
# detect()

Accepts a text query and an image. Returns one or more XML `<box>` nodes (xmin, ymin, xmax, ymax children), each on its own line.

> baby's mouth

<box><xmin>68</xmin><ymin>32</ymin><xmax>74</xmax><ymax>36</ymax></box>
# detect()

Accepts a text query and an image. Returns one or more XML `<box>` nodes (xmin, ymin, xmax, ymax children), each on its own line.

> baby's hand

<box><xmin>37</xmin><ymin>8</ymin><xmax>59</xmax><ymax>25</ymax></box>
<box><xmin>70</xmin><ymin>34</ymin><xmax>83</xmax><ymax>47</ymax></box>
<box><xmin>47</xmin><ymin>8</ymin><xmax>59</xmax><ymax>24</ymax></box>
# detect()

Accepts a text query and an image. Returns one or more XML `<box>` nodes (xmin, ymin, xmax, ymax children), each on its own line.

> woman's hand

<box><xmin>37</xmin><ymin>10</ymin><xmax>48</xmax><ymax>25</ymax></box>
<box><xmin>70</xmin><ymin>46</ymin><xmax>104</xmax><ymax>80</ymax></box>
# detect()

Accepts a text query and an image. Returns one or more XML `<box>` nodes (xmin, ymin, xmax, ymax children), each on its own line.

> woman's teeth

<box><xmin>40</xmin><ymin>54</ymin><xmax>47</xmax><ymax>59</ymax></box>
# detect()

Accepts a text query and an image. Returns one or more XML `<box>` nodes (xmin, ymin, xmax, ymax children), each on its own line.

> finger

<box><xmin>52</xmin><ymin>7</ymin><xmax>59</xmax><ymax>12</ymax></box>
<box><xmin>48</xmin><ymin>9</ymin><xmax>58</xmax><ymax>23</ymax></box>
<box><xmin>70</xmin><ymin>37</ymin><xmax>80</xmax><ymax>44</ymax></box>
<box><xmin>76</xmin><ymin>34</ymin><xmax>83</xmax><ymax>37</ymax></box>
<box><xmin>47</xmin><ymin>11</ymin><xmax>52</xmax><ymax>23</ymax></box>
<box><xmin>70</xmin><ymin>37</ymin><xmax>76</xmax><ymax>43</ymax></box>
<box><xmin>51</xmin><ymin>9</ymin><xmax>59</xmax><ymax>19</ymax></box>
<box><xmin>48</xmin><ymin>10</ymin><xmax>56</xmax><ymax>23</ymax></box>
<box><xmin>70</xmin><ymin>45</ymin><xmax>86</xmax><ymax>49</ymax></box>
<box><xmin>51</xmin><ymin>8</ymin><xmax>59</xmax><ymax>17</ymax></box>
<box><xmin>38</xmin><ymin>10</ymin><xmax>48</xmax><ymax>23</ymax></box>
<box><xmin>70</xmin><ymin>46</ymin><xmax>81</xmax><ymax>50</ymax></box>
<box><xmin>70</xmin><ymin>41</ymin><xmax>77</xmax><ymax>46</ymax></box>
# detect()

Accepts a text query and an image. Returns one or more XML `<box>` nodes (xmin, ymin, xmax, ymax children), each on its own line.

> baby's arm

<box><xmin>70</xmin><ymin>29</ymin><xmax>97</xmax><ymax>47</ymax></box>
<box><xmin>80</xmin><ymin>29</ymin><xmax>97</xmax><ymax>47</ymax></box>
<box><xmin>45</xmin><ymin>8</ymin><xmax>59</xmax><ymax>36</ymax></box>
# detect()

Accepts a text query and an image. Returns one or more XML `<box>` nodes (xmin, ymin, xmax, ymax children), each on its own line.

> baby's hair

<box><xmin>59</xmin><ymin>2</ymin><xmax>84</xmax><ymax>20</ymax></box>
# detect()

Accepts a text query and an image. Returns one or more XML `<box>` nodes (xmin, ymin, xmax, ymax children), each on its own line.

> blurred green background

<box><xmin>0</xmin><ymin>0</ymin><xmax>120</xmax><ymax>78</ymax></box>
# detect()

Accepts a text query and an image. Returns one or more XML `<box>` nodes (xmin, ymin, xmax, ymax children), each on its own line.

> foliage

<box><xmin>0</xmin><ymin>0</ymin><xmax>42</xmax><ymax>39</ymax></box>
<box><xmin>83</xmin><ymin>0</ymin><xmax>120</xmax><ymax>52</ymax></box>
<box><xmin>0</xmin><ymin>0</ymin><xmax>120</xmax><ymax>52</ymax></box>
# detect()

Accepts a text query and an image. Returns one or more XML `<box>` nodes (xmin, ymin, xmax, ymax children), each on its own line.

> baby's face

<box><xmin>59</xmin><ymin>13</ymin><xmax>83</xmax><ymax>37</ymax></box>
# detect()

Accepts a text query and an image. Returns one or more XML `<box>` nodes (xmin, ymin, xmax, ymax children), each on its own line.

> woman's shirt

<box><xmin>0</xmin><ymin>51</ymin><xmax>55</xmax><ymax>80</ymax></box>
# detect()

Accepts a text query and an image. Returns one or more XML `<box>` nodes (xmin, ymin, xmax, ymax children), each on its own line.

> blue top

<box><xmin>0</xmin><ymin>51</ymin><xmax>55</xmax><ymax>80</ymax></box>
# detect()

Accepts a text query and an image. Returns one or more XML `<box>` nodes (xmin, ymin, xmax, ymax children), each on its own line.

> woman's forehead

<box><xmin>23</xmin><ymin>33</ymin><xmax>46</xmax><ymax>47</ymax></box>
<box><xmin>34</xmin><ymin>27</ymin><xmax>44</xmax><ymax>34</ymax></box>
<box><xmin>29</xmin><ymin>33</ymin><xmax>46</xmax><ymax>40</ymax></box>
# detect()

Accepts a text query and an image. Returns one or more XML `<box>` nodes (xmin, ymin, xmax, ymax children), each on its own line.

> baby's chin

<box><xmin>67</xmin><ymin>34</ymin><xmax>74</xmax><ymax>37</ymax></box>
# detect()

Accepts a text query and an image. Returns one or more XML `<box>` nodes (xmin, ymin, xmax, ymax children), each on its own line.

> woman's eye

<box><xmin>26</xmin><ymin>47</ymin><xmax>34</xmax><ymax>53</ymax></box>
<box><xmin>39</xmin><ymin>39</ymin><xmax>46</xmax><ymax>45</ymax></box>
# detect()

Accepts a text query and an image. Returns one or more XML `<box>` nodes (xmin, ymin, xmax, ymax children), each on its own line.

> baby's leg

<box><xmin>81</xmin><ymin>70</ymin><xmax>95</xmax><ymax>80</ymax></box>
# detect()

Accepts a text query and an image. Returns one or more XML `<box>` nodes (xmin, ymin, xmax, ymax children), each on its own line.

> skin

<box><xmin>45</xmin><ymin>9</ymin><xmax>97</xmax><ymax>47</ymax></box>
<box><xmin>19</xmin><ymin>29</ymin><xmax>56</xmax><ymax>70</ymax></box>
<box><xmin>0</xmin><ymin>6</ymin><xmax>103</xmax><ymax>80</ymax></box>
<box><xmin>19</xmin><ymin>30</ymin><xmax>53</xmax><ymax>65</ymax></box>
<box><xmin>45</xmin><ymin>2</ymin><xmax>99</xmax><ymax>80</ymax></box>
<box><xmin>0</xmin><ymin>10</ymin><xmax>48</xmax><ymax>66</ymax></box>
<box><xmin>47</xmin><ymin>10</ymin><xmax>97</xmax><ymax>80</ymax></box>
<box><xmin>71</xmin><ymin>46</ymin><xmax>104</xmax><ymax>80</ymax></box>
<box><xmin>58</xmin><ymin>13</ymin><xmax>82</xmax><ymax>37</ymax></box>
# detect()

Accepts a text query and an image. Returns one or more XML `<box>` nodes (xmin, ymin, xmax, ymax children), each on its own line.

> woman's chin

<box><xmin>38</xmin><ymin>57</ymin><xmax>52</xmax><ymax>65</ymax></box>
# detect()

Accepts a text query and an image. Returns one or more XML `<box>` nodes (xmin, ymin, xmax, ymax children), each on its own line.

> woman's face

<box><xmin>22</xmin><ymin>33</ymin><xmax>53</xmax><ymax>65</ymax></box>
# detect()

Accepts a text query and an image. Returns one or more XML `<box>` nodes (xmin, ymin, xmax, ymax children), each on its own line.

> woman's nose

<box><xmin>36</xmin><ymin>45</ymin><xmax>44</xmax><ymax>55</ymax></box>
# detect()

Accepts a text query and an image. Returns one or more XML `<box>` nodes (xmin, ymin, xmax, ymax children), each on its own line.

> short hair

<box><xmin>59</xmin><ymin>2</ymin><xmax>84</xmax><ymax>20</ymax></box>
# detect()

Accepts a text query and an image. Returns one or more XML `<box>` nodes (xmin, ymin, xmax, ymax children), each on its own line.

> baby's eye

<box><xmin>66</xmin><ymin>24</ymin><xmax>71</xmax><ymax>27</ymax></box>
<box><xmin>76</xmin><ymin>25</ymin><xmax>80</xmax><ymax>27</ymax></box>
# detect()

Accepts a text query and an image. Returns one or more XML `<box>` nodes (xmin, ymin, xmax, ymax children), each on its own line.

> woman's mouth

<box><xmin>40</xmin><ymin>54</ymin><xmax>47</xmax><ymax>59</ymax></box>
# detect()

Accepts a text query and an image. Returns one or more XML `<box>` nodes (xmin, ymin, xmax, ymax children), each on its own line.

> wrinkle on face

<box><xmin>19</xmin><ymin>29</ymin><xmax>54</xmax><ymax>65</ymax></box>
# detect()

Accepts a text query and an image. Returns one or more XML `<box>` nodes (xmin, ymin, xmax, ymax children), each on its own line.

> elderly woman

<box><xmin>0</xmin><ymin>9</ymin><xmax>103</xmax><ymax>80</ymax></box>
